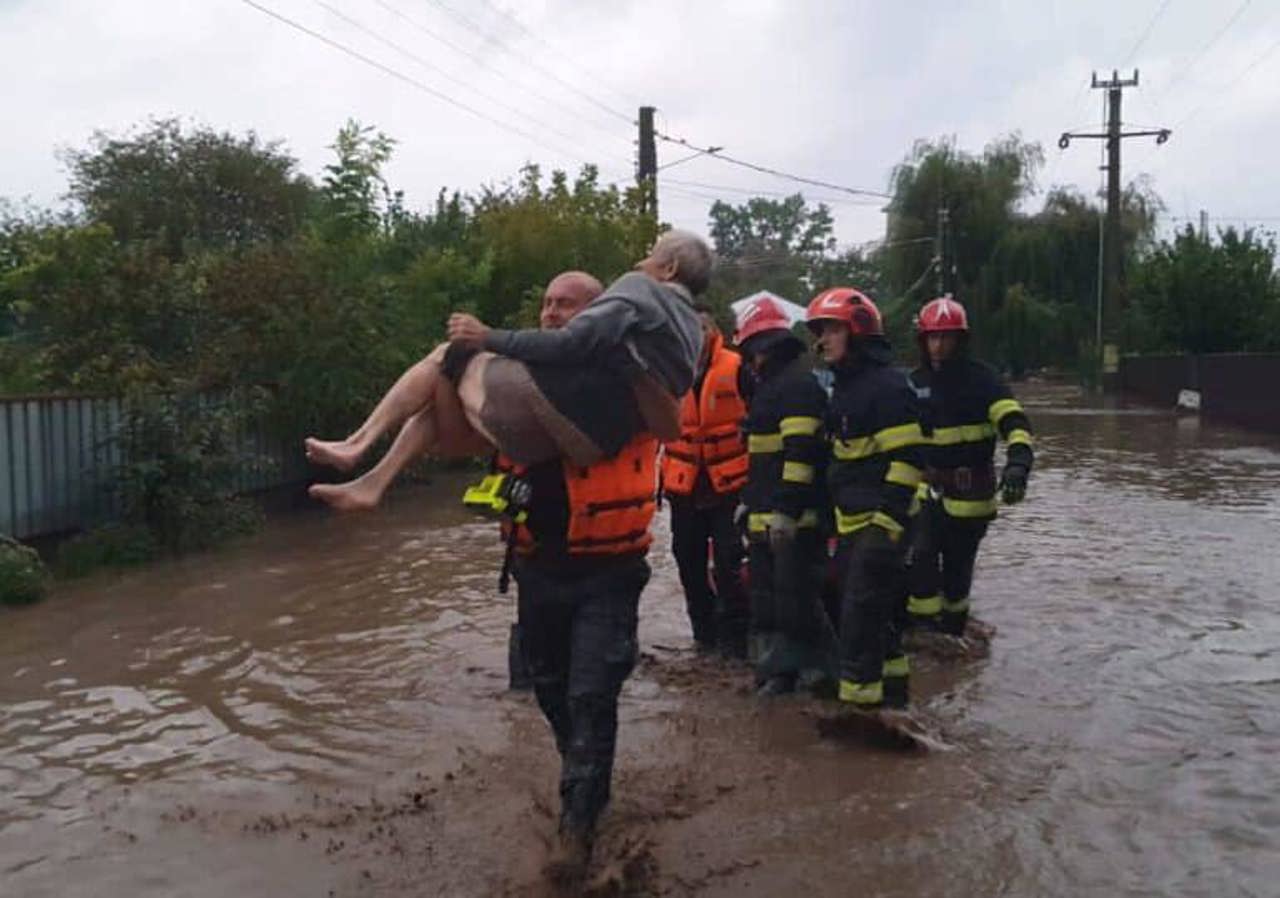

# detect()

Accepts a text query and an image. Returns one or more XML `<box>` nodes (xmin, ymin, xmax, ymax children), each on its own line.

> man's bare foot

<box><xmin>308</xmin><ymin>480</ymin><xmax>383</xmax><ymax>511</ymax></box>
<box><xmin>303</xmin><ymin>437</ymin><xmax>364</xmax><ymax>472</ymax></box>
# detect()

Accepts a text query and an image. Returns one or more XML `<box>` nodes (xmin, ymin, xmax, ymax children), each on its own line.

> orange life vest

<box><xmin>661</xmin><ymin>333</ymin><xmax>748</xmax><ymax>496</ymax></box>
<box><xmin>498</xmin><ymin>433</ymin><xmax>659</xmax><ymax>557</ymax></box>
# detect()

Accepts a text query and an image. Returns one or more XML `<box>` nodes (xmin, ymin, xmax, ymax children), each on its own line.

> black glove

<box><xmin>1001</xmin><ymin>463</ymin><xmax>1029</xmax><ymax>505</ymax></box>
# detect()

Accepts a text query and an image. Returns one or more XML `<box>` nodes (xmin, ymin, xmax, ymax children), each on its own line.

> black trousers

<box><xmin>835</xmin><ymin>528</ymin><xmax>908</xmax><ymax>698</ymax></box>
<box><xmin>668</xmin><ymin>493</ymin><xmax>747</xmax><ymax>649</ymax></box>
<box><xmin>907</xmin><ymin>498</ymin><xmax>989</xmax><ymax>632</ymax></box>
<box><xmin>514</xmin><ymin>555</ymin><xmax>649</xmax><ymax>836</ymax></box>
<box><xmin>747</xmin><ymin>529</ymin><xmax>831</xmax><ymax>681</ymax></box>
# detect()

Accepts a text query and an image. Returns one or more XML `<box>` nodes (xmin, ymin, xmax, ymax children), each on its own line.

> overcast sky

<box><xmin>3</xmin><ymin>0</ymin><xmax>1278</xmax><ymax>246</ymax></box>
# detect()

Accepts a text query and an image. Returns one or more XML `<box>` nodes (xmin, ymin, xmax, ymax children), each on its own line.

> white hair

<box><xmin>654</xmin><ymin>229</ymin><xmax>714</xmax><ymax>296</ymax></box>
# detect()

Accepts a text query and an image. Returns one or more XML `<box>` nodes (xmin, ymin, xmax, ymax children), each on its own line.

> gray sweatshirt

<box><xmin>482</xmin><ymin>272</ymin><xmax>704</xmax><ymax>396</ymax></box>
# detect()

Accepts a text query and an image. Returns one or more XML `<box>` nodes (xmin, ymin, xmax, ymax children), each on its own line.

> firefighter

<box><xmin>808</xmin><ymin>287</ymin><xmax>925</xmax><ymax>710</ymax></box>
<box><xmin>661</xmin><ymin>306</ymin><xmax>750</xmax><ymax>658</ymax></box>
<box><xmin>734</xmin><ymin>296</ymin><xmax>831</xmax><ymax>696</ymax></box>
<box><xmin>466</xmin><ymin>430</ymin><xmax>659</xmax><ymax>876</ymax></box>
<box><xmin>906</xmin><ymin>295</ymin><xmax>1034</xmax><ymax>636</ymax></box>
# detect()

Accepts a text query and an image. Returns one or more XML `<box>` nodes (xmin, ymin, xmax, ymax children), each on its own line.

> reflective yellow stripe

<box><xmin>932</xmin><ymin>422</ymin><xmax>996</xmax><ymax>446</ymax></box>
<box><xmin>835</xmin><ymin>509</ymin><xmax>904</xmax><ymax>537</ymax></box>
<box><xmin>748</xmin><ymin>433</ymin><xmax>782</xmax><ymax>453</ymax></box>
<box><xmin>875</xmin><ymin>422</ymin><xmax>925</xmax><ymax>452</ymax></box>
<box><xmin>838</xmin><ymin>679</ymin><xmax>883</xmax><ymax>705</ymax></box>
<box><xmin>886</xmin><ymin>460</ymin><xmax>923</xmax><ymax>488</ymax></box>
<box><xmin>907</xmin><ymin>594</ymin><xmax>943</xmax><ymax>616</ymax></box>
<box><xmin>942</xmin><ymin>596</ymin><xmax>971</xmax><ymax>614</ymax></box>
<box><xmin>942</xmin><ymin>496</ymin><xmax>998</xmax><ymax>518</ymax></box>
<box><xmin>832</xmin><ymin>435</ymin><xmax>875</xmax><ymax>460</ymax></box>
<box><xmin>882</xmin><ymin>655</ymin><xmax>910</xmax><ymax>678</ymax></box>
<box><xmin>988</xmin><ymin>398</ymin><xmax>1024</xmax><ymax>427</ymax></box>
<box><xmin>751</xmin><ymin>510</ymin><xmax>818</xmax><ymax>531</ymax></box>
<box><xmin>779</xmin><ymin>415</ymin><xmax>822</xmax><ymax>438</ymax></box>
<box><xmin>1007</xmin><ymin>428</ymin><xmax>1033</xmax><ymax>448</ymax></box>
<box><xmin>782</xmin><ymin>461</ymin><xmax>815</xmax><ymax>484</ymax></box>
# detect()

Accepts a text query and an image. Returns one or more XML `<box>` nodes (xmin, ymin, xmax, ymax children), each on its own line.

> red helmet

<box><xmin>917</xmin><ymin>295</ymin><xmax>969</xmax><ymax>333</ymax></box>
<box><xmin>734</xmin><ymin>295</ymin><xmax>794</xmax><ymax>345</ymax></box>
<box><xmin>806</xmin><ymin>287</ymin><xmax>883</xmax><ymax>337</ymax></box>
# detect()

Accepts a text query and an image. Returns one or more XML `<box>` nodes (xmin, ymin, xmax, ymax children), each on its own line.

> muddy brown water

<box><xmin>2</xmin><ymin>384</ymin><xmax>1278</xmax><ymax>897</ymax></box>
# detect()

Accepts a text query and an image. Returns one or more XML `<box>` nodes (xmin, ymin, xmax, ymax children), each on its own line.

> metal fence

<box><xmin>0</xmin><ymin>393</ymin><xmax>309</xmax><ymax>540</ymax></box>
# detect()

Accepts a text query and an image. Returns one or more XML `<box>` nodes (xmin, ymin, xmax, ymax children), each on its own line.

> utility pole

<box><xmin>637</xmin><ymin>106</ymin><xmax>657</xmax><ymax>220</ymax></box>
<box><xmin>935</xmin><ymin>202</ymin><xmax>951</xmax><ymax>297</ymax></box>
<box><xmin>1199</xmin><ymin>209</ymin><xmax>1209</xmax><ymax>241</ymax></box>
<box><xmin>1059</xmin><ymin>69</ymin><xmax>1170</xmax><ymax>393</ymax></box>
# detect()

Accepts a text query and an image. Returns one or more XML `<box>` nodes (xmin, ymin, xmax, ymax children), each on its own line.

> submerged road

<box><xmin>2</xmin><ymin>383</ymin><xmax>1277</xmax><ymax>897</ymax></box>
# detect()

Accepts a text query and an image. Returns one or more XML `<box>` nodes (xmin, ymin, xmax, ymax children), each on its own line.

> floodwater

<box><xmin>2</xmin><ymin>384</ymin><xmax>1278</xmax><ymax>897</ymax></box>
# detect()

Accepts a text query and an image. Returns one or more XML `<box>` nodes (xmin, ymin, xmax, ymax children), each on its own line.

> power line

<box><xmin>1125</xmin><ymin>0</ymin><xmax>1174</xmax><ymax>66</ymax></box>
<box><xmin>236</xmin><ymin>0</ymin><xmax>614</xmax><ymax>174</ymax></box>
<box><xmin>424</xmin><ymin>0</ymin><xmax>635</xmax><ymax>127</ymax></box>
<box><xmin>655</xmin><ymin>131</ymin><xmax>893</xmax><ymax>199</ymax></box>
<box><xmin>309</xmin><ymin>0</ymin><xmax>601</xmax><ymax>162</ymax></box>
<box><xmin>663</xmin><ymin>177</ymin><xmax>886</xmax><ymax>206</ymax></box>
<box><xmin>370</xmin><ymin>0</ymin><xmax>634</xmax><ymax>153</ymax></box>
<box><xmin>477</xmin><ymin>0</ymin><xmax>643</xmax><ymax>111</ymax></box>
<box><xmin>1149</xmin><ymin>0</ymin><xmax>1252</xmax><ymax>106</ymax></box>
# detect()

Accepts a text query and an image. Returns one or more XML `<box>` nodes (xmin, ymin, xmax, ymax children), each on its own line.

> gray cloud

<box><xmin>3</xmin><ymin>0</ymin><xmax>1278</xmax><ymax>243</ymax></box>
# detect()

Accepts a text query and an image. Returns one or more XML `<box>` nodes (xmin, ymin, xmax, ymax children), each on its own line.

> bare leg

<box><xmin>309</xmin><ymin>408</ymin><xmax>439</xmax><ymax>511</ymax></box>
<box><xmin>309</xmin><ymin>375</ymin><xmax>492</xmax><ymax>512</ymax></box>
<box><xmin>304</xmin><ymin>346</ymin><xmax>446</xmax><ymax>471</ymax></box>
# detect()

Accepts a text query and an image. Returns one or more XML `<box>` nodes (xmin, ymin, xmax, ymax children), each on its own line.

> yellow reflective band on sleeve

<box><xmin>874</xmin><ymin>422</ymin><xmax>925</xmax><ymax>452</ymax></box>
<box><xmin>886</xmin><ymin>460</ymin><xmax>924</xmax><ymax>488</ymax></box>
<box><xmin>779</xmin><ymin>415</ymin><xmax>822</xmax><ymax>438</ymax></box>
<box><xmin>882</xmin><ymin>655</ymin><xmax>910</xmax><ymax>678</ymax></box>
<box><xmin>871</xmin><ymin>511</ymin><xmax>904</xmax><ymax>537</ymax></box>
<box><xmin>1007</xmin><ymin>428</ymin><xmax>1033</xmax><ymax>448</ymax></box>
<box><xmin>748</xmin><ymin>433</ymin><xmax>782</xmax><ymax>453</ymax></box>
<box><xmin>747</xmin><ymin>512</ymin><xmax>771</xmax><ymax>533</ymax></box>
<box><xmin>907</xmin><ymin>594</ymin><xmax>943</xmax><ymax>617</ymax></box>
<box><xmin>782</xmin><ymin>461</ymin><xmax>815</xmax><ymax>484</ymax></box>
<box><xmin>942</xmin><ymin>596</ymin><xmax>971</xmax><ymax>614</ymax></box>
<box><xmin>942</xmin><ymin>496</ymin><xmax>998</xmax><ymax>518</ymax></box>
<box><xmin>989</xmin><ymin>398</ymin><xmax>1024</xmax><ymax>427</ymax></box>
<box><xmin>838</xmin><ymin>679</ymin><xmax>884</xmax><ymax>705</ymax></box>
<box><xmin>932</xmin><ymin>422</ymin><xmax>997</xmax><ymax>445</ymax></box>
<box><xmin>832</xmin><ymin>435</ymin><xmax>875</xmax><ymax>460</ymax></box>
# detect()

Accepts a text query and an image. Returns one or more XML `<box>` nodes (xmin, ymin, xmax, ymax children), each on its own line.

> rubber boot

<box><xmin>756</xmin><ymin>672</ymin><xmax>797</xmax><ymax>697</ymax></box>
<box><xmin>545</xmin><ymin>824</ymin><xmax>593</xmax><ymax>885</ymax></box>
<box><xmin>882</xmin><ymin>675</ymin><xmax>909</xmax><ymax>709</ymax></box>
<box><xmin>940</xmin><ymin>608</ymin><xmax>968</xmax><ymax>637</ymax></box>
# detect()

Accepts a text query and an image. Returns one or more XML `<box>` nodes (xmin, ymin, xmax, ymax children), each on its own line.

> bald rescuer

<box><xmin>500</xmin><ymin>272</ymin><xmax>606</xmax><ymax>689</ymax></box>
<box><xmin>906</xmin><ymin>295</ymin><xmax>1034</xmax><ymax>636</ymax></box>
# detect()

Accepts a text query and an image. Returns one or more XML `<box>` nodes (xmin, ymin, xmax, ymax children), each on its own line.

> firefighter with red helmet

<box><xmin>808</xmin><ymin>287</ymin><xmax>925</xmax><ymax>710</ymax></box>
<box><xmin>906</xmin><ymin>295</ymin><xmax>1034</xmax><ymax>635</ymax></box>
<box><xmin>734</xmin><ymin>295</ymin><xmax>831</xmax><ymax>696</ymax></box>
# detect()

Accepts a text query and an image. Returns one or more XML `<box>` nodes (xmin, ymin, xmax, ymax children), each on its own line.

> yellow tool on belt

<box><xmin>462</xmin><ymin>473</ymin><xmax>531</xmax><ymax>522</ymax></box>
<box><xmin>462</xmin><ymin>472</ymin><xmax>532</xmax><ymax>594</ymax></box>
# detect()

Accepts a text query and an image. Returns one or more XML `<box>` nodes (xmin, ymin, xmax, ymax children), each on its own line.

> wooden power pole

<box><xmin>1059</xmin><ymin>70</ymin><xmax>1170</xmax><ymax>392</ymax></box>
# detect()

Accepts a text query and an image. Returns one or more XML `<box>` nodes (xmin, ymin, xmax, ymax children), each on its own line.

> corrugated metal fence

<box><xmin>0</xmin><ymin>393</ymin><xmax>308</xmax><ymax>540</ymax></box>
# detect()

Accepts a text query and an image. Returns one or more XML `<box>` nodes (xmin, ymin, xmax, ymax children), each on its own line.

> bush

<box><xmin>111</xmin><ymin>386</ymin><xmax>269</xmax><ymax>555</ymax></box>
<box><xmin>55</xmin><ymin>523</ymin><xmax>159</xmax><ymax>578</ymax></box>
<box><xmin>0</xmin><ymin>536</ymin><xmax>51</xmax><ymax>604</ymax></box>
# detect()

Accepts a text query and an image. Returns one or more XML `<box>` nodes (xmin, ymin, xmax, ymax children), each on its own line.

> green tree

<box><xmin>1128</xmin><ymin>225</ymin><xmax>1280</xmax><ymax>354</ymax></box>
<box><xmin>63</xmin><ymin>118</ymin><xmax>313</xmax><ymax>258</ymax></box>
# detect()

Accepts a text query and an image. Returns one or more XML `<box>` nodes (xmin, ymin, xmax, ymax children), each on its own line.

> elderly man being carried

<box><xmin>305</xmin><ymin>231</ymin><xmax>713</xmax><ymax>509</ymax></box>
